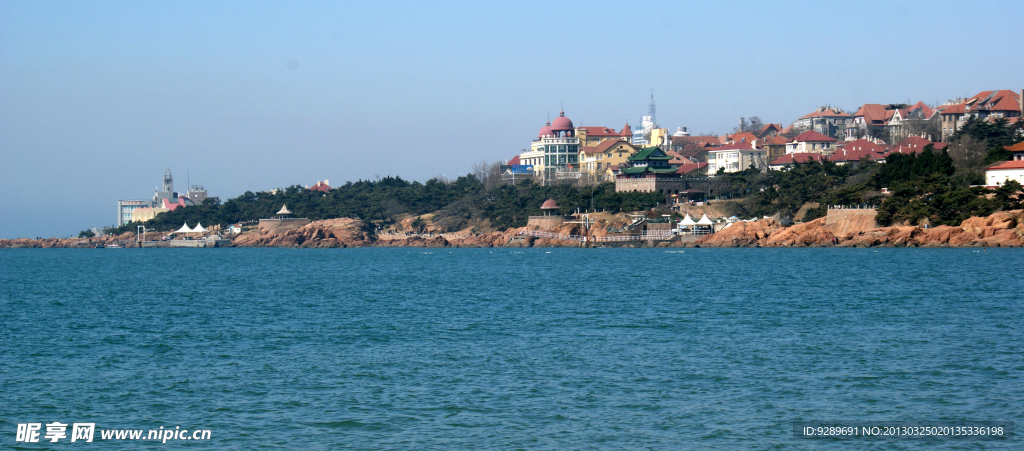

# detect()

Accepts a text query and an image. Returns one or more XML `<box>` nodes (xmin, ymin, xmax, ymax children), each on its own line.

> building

<box><xmin>579</xmin><ymin>139</ymin><xmax>639</xmax><ymax>183</ymax></box>
<box><xmin>792</xmin><ymin>107</ymin><xmax>852</xmax><ymax>138</ymax></box>
<box><xmin>786</xmin><ymin>131</ymin><xmax>837</xmax><ymax>155</ymax></box>
<box><xmin>985</xmin><ymin>141</ymin><xmax>1024</xmax><ymax>186</ymax></box>
<box><xmin>519</xmin><ymin>111</ymin><xmax>581</xmax><ymax>182</ymax></box>
<box><xmin>761</xmin><ymin>135</ymin><xmax>788</xmax><ymax>161</ymax></box>
<box><xmin>577</xmin><ymin>125</ymin><xmax>630</xmax><ymax>148</ymax></box>
<box><xmin>116</xmin><ymin>167</ymin><xmax>212</xmax><ymax>226</ymax></box>
<box><xmin>615</xmin><ymin>147</ymin><xmax>684</xmax><ymax>194</ymax></box>
<box><xmin>985</xmin><ymin>160</ymin><xmax>1024</xmax><ymax>186</ymax></box>
<box><xmin>117</xmin><ymin>200</ymin><xmax>147</xmax><ymax>227</ymax></box>
<box><xmin>888</xmin><ymin>136</ymin><xmax>946</xmax><ymax>155</ymax></box>
<box><xmin>939</xmin><ymin>90</ymin><xmax>1023</xmax><ymax>141</ymax></box>
<box><xmin>769</xmin><ymin>153</ymin><xmax>824</xmax><ymax>171</ymax></box>
<box><xmin>829</xmin><ymin>140</ymin><xmax>887</xmax><ymax>165</ymax></box>
<box><xmin>706</xmin><ymin>141</ymin><xmax>769</xmax><ymax>175</ymax></box>
<box><xmin>309</xmin><ymin>180</ymin><xmax>332</xmax><ymax>192</ymax></box>
<box><xmin>847</xmin><ymin>104</ymin><xmax>888</xmax><ymax>140</ymax></box>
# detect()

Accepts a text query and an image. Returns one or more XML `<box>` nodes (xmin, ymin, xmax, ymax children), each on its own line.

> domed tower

<box><xmin>550</xmin><ymin>111</ymin><xmax>575</xmax><ymax>137</ymax></box>
<box><xmin>538</xmin><ymin>121</ymin><xmax>553</xmax><ymax>138</ymax></box>
<box><xmin>519</xmin><ymin>109</ymin><xmax>581</xmax><ymax>185</ymax></box>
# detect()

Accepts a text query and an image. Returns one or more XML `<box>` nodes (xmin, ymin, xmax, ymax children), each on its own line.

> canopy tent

<box><xmin>680</xmin><ymin>214</ymin><xmax>696</xmax><ymax>227</ymax></box>
<box><xmin>696</xmin><ymin>214</ymin><xmax>714</xmax><ymax>226</ymax></box>
<box><xmin>192</xmin><ymin>222</ymin><xmax>208</xmax><ymax>233</ymax></box>
<box><xmin>174</xmin><ymin>223</ymin><xmax>194</xmax><ymax>234</ymax></box>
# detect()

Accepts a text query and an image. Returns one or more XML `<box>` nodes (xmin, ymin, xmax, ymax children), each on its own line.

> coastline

<box><xmin>3</xmin><ymin>209</ymin><xmax>1022</xmax><ymax>249</ymax></box>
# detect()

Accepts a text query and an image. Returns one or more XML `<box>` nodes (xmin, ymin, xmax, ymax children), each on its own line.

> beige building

<box><xmin>939</xmin><ymin>90</ymin><xmax>1023</xmax><ymax>141</ymax></box>
<box><xmin>786</xmin><ymin>131</ymin><xmax>837</xmax><ymax>155</ymax></box>
<box><xmin>579</xmin><ymin>140</ymin><xmax>639</xmax><ymax>183</ymax></box>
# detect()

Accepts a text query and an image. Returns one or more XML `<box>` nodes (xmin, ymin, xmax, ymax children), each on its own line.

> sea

<box><xmin>1</xmin><ymin>248</ymin><xmax>1021</xmax><ymax>450</ymax></box>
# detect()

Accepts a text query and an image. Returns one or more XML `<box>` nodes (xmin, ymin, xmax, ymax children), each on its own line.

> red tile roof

<box><xmin>1005</xmin><ymin>141</ymin><xmax>1024</xmax><ymax>152</ymax></box>
<box><xmin>578</xmin><ymin>126</ymin><xmax>623</xmax><ymax>137</ymax></box>
<box><xmin>839</xmin><ymin>139</ymin><xmax>889</xmax><ymax>153</ymax></box>
<box><xmin>829</xmin><ymin>147</ymin><xmax>886</xmax><ymax>163</ymax></box>
<box><xmin>853</xmin><ymin>104</ymin><xmax>888</xmax><ymax>125</ymax></box>
<box><xmin>770</xmin><ymin>153</ymin><xmax>824</xmax><ymax>166</ymax></box>
<box><xmin>671</xmin><ymin>135</ymin><xmax>720</xmax><ymax>147</ymax></box>
<box><xmin>675</xmin><ymin>162</ymin><xmax>708</xmax><ymax>174</ymax></box>
<box><xmin>582</xmin><ymin>138</ymin><xmax>634</xmax><ymax>155</ymax></box>
<box><xmin>507</xmin><ymin>155</ymin><xmax>521</xmax><ymax>165</ymax></box>
<box><xmin>309</xmin><ymin>181</ymin><xmax>332</xmax><ymax>192</ymax></box>
<box><xmin>987</xmin><ymin>160</ymin><xmax>1024</xmax><ymax>170</ymax></box>
<box><xmin>620</xmin><ymin>123</ymin><xmax>632</xmax><ymax>137</ymax></box>
<box><xmin>792</xmin><ymin>131</ymin><xmax>837</xmax><ymax>142</ymax></box>
<box><xmin>726</xmin><ymin>132</ymin><xmax>757</xmax><ymax>144</ymax></box>
<box><xmin>712</xmin><ymin>141</ymin><xmax>760</xmax><ymax>151</ymax></box>
<box><xmin>763</xmin><ymin>135</ymin><xmax>788</xmax><ymax>145</ymax></box>
<box><xmin>799</xmin><ymin>108</ymin><xmax>852</xmax><ymax>119</ymax></box>
<box><xmin>888</xmin><ymin>136</ymin><xmax>946</xmax><ymax>155</ymax></box>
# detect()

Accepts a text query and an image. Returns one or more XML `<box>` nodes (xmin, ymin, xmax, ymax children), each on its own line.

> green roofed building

<box><xmin>615</xmin><ymin>146</ymin><xmax>686</xmax><ymax>195</ymax></box>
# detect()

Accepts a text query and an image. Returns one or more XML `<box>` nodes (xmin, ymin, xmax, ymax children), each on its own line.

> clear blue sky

<box><xmin>1</xmin><ymin>0</ymin><xmax>1021</xmax><ymax>238</ymax></box>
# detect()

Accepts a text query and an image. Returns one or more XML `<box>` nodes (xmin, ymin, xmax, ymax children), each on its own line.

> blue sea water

<box><xmin>1</xmin><ymin>247</ymin><xmax>1022</xmax><ymax>450</ymax></box>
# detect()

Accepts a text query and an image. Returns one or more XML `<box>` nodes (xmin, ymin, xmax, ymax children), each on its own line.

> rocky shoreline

<box><xmin>3</xmin><ymin>210</ymin><xmax>1022</xmax><ymax>249</ymax></box>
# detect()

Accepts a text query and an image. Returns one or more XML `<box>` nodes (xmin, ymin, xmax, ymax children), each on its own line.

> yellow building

<box><xmin>649</xmin><ymin>128</ymin><xmax>671</xmax><ymax>147</ymax></box>
<box><xmin>579</xmin><ymin>140</ymin><xmax>639</xmax><ymax>183</ymax></box>
<box><xmin>130</xmin><ymin>207</ymin><xmax>169</xmax><ymax>223</ymax></box>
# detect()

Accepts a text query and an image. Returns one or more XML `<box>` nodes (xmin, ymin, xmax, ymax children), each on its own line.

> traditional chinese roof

<box><xmin>628</xmin><ymin>146</ymin><xmax>671</xmax><ymax>161</ymax></box>
<box><xmin>277</xmin><ymin>204</ymin><xmax>292</xmax><ymax>215</ymax></box>
<box><xmin>620</xmin><ymin>165</ymin><xmax>679</xmax><ymax>175</ymax></box>
<box><xmin>791</xmin><ymin>131</ymin><xmax>837</xmax><ymax>143</ymax></box>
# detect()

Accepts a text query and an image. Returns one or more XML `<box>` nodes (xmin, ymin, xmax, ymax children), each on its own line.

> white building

<box><xmin>786</xmin><ymin>131</ymin><xmax>837</xmax><ymax>155</ymax></box>
<box><xmin>519</xmin><ymin>111</ymin><xmax>580</xmax><ymax>181</ymax></box>
<box><xmin>986</xmin><ymin>161</ymin><xmax>1024</xmax><ymax>186</ymax></box>
<box><xmin>707</xmin><ymin>141</ymin><xmax>769</xmax><ymax>175</ymax></box>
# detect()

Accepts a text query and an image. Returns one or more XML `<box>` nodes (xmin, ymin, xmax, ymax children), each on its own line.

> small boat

<box><xmin>107</xmin><ymin>243</ymin><xmax>123</xmax><ymax>248</ymax></box>
<box><xmin>93</xmin><ymin>244</ymin><xmax>105</xmax><ymax>249</ymax></box>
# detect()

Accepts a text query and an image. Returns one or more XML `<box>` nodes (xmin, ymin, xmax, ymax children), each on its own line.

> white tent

<box><xmin>192</xmin><ymin>222</ymin><xmax>208</xmax><ymax>233</ymax></box>
<box><xmin>696</xmin><ymin>214</ymin><xmax>714</xmax><ymax>225</ymax></box>
<box><xmin>174</xmin><ymin>223</ymin><xmax>194</xmax><ymax>234</ymax></box>
<box><xmin>276</xmin><ymin>204</ymin><xmax>292</xmax><ymax>215</ymax></box>
<box><xmin>680</xmin><ymin>214</ymin><xmax>696</xmax><ymax>226</ymax></box>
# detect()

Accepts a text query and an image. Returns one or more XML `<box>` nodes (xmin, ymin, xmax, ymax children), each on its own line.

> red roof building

<box><xmin>769</xmin><ymin>153</ymin><xmax>825</xmax><ymax>169</ymax></box>
<box><xmin>787</xmin><ymin>131</ymin><xmax>838</xmax><ymax>155</ymax></box>
<box><xmin>940</xmin><ymin>90</ymin><xmax>1023</xmax><ymax>141</ymax></box>
<box><xmin>309</xmin><ymin>181</ymin><xmax>332</xmax><ymax>192</ymax></box>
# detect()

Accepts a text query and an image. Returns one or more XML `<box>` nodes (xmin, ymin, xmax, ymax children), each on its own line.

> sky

<box><xmin>1</xmin><ymin>0</ymin><xmax>1022</xmax><ymax>238</ymax></box>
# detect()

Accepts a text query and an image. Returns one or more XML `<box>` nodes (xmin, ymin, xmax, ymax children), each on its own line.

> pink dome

<box><xmin>550</xmin><ymin>111</ymin><xmax>573</xmax><ymax>131</ymax></box>
<box><xmin>538</xmin><ymin>121</ymin><xmax>553</xmax><ymax>138</ymax></box>
<box><xmin>541</xmin><ymin>198</ymin><xmax>559</xmax><ymax>209</ymax></box>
